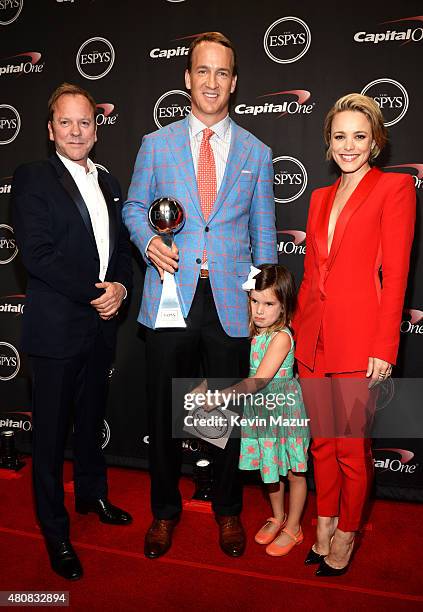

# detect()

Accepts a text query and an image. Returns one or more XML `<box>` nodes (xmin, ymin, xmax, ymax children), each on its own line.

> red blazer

<box><xmin>293</xmin><ymin>168</ymin><xmax>416</xmax><ymax>373</ymax></box>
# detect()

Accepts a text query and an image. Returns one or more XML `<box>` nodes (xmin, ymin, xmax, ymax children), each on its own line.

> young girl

<box><xmin>239</xmin><ymin>264</ymin><xmax>310</xmax><ymax>556</ymax></box>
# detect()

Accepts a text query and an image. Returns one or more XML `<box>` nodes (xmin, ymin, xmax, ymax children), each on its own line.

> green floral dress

<box><xmin>239</xmin><ymin>328</ymin><xmax>310</xmax><ymax>483</ymax></box>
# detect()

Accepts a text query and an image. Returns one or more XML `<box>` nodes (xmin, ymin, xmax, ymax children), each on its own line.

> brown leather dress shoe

<box><xmin>144</xmin><ymin>518</ymin><xmax>179</xmax><ymax>559</ymax></box>
<box><xmin>216</xmin><ymin>515</ymin><xmax>246</xmax><ymax>557</ymax></box>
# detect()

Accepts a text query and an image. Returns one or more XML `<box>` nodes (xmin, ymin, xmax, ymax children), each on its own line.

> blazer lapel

<box><xmin>166</xmin><ymin>118</ymin><xmax>203</xmax><ymax>218</ymax></box>
<box><xmin>315</xmin><ymin>178</ymin><xmax>340</xmax><ymax>266</ymax></box>
<box><xmin>207</xmin><ymin>120</ymin><xmax>253</xmax><ymax>224</ymax></box>
<box><xmin>326</xmin><ymin>167</ymin><xmax>383</xmax><ymax>272</ymax></box>
<box><xmin>98</xmin><ymin>173</ymin><xmax>117</xmax><ymax>263</ymax></box>
<box><xmin>49</xmin><ymin>154</ymin><xmax>96</xmax><ymax>247</ymax></box>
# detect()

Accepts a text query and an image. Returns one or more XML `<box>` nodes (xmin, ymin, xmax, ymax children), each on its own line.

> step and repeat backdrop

<box><xmin>1</xmin><ymin>0</ymin><xmax>422</xmax><ymax>500</ymax></box>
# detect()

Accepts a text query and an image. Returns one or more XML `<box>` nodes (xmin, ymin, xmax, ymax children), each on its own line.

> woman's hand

<box><xmin>366</xmin><ymin>357</ymin><xmax>393</xmax><ymax>389</ymax></box>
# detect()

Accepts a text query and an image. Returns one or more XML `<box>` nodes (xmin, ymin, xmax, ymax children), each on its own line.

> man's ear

<box><xmin>185</xmin><ymin>69</ymin><xmax>191</xmax><ymax>91</ymax></box>
<box><xmin>47</xmin><ymin>121</ymin><xmax>54</xmax><ymax>142</ymax></box>
<box><xmin>230</xmin><ymin>74</ymin><xmax>237</xmax><ymax>94</ymax></box>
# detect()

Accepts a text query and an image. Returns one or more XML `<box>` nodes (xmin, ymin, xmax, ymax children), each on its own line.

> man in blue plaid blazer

<box><xmin>123</xmin><ymin>32</ymin><xmax>277</xmax><ymax>559</ymax></box>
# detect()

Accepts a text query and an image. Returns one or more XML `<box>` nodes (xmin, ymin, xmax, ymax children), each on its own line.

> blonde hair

<box><xmin>48</xmin><ymin>82</ymin><xmax>97</xmax><ymax>122</ymax></box>
<box><xmin>323</xmin><ymin>93</ymin><xmax>387</xmax><ymax>162</ymax></box>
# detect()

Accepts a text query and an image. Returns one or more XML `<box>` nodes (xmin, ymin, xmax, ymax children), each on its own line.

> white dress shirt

<box><xmin>57</xmin><ymin>153</ymin><xmax>109</xmax><ymax>281</ymax></box>
<box><xmin>188</xmin><ymin>112</ymin><xmax>231</xmax><ymax>192</ymax></box>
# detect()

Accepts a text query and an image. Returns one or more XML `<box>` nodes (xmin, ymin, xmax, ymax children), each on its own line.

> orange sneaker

<box><xmin>265</xmin><ymin>526</ymin><xmax>304</xmax><ymax>556</ymax></box>
<box><xmin>254</xmin><ymin>515</ymin><xmax>287</xmax><ymax>545</ymax></box>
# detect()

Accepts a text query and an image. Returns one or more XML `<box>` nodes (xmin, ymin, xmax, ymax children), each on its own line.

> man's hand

<box><xmin>147</xmin><ymin>236</ymin><xmax>179</xmax><ymax>280</ymax></box>
<box><xmin>91</xmin><ymin>282</ymin><xmax>126</xmax><ymax>320</ymax></box>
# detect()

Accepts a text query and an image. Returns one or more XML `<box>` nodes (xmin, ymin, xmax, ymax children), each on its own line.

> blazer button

<box><xmin>205</xmin><ymin>226</ymin><xmax>210</xmax><ymax>232</ymax></box>
<box><xmin>196</xmin><ymin>258</ymin><xmax>202</xmax><ymax>264</ymax></box>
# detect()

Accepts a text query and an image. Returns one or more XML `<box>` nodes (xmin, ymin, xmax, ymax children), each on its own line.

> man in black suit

<box><xmin>12</xmin><ymin>83</ymin><xmax>133</xmax><ymax>580</ymax></box>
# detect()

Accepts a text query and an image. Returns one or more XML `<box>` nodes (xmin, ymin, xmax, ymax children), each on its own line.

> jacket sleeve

<box><xmin>122</xmin><ymin>134</ymin><xmax>157</xmax><ymax>266</ymax></box>
<box><xmin>291</xmin><ymin>191</ymin><xmax>318</xmax><ymax>336</ymax></box>
<box><xmin>371</xmin><ymin>174</ymin><xmax>416</xmax><ymax>364</ymax></box>
<box><xmin>12</xmin><ymin>164</ymin><xmax>102</xmax><ymax>304</ymax></box>
<box><xmin>249</xmin><ymin>146</ymin><xmax>277</xmax><ymax>265</ymax></box>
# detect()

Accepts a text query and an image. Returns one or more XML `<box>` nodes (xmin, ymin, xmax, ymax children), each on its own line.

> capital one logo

<box><xmin>0</xmin><ymin>294</ymin><xmax>25</xmax><ymax>315</ymax></box>
<box><xmin>153</xmin><ymin>89</ymin><xmax>191</xmax><ymax>129</ymax></box>
<box><xmin>100</xmin><ymin>419</ymin><xmax>110</xmax><ymax>449</ymax></box>
<box><xmin>0</xmin><ymin>175</ymin><xmax>12</xmax><ymax>195</ymax></box>
<box><xmin>235</xmin><ymin>90</ymin><xmax>314</xmax><ymax>118</ymax></box>
<box><xmin>373</xmin><ymin>448</ymin><xmax>419</xmax><ymax>474</ymax></box>
<box><xmin>0</xmin><ymin>0</ymin><xmax>23</xmax><ymax>25</ymax></box>
<box><xmin>277</xmin><ymin>230</ymin><xmax>306</xmax><ymax>255</ymax></box>
<box><xmin>0</xmin><ymin>224</ymin><xmax>18</xmax><ymax>264</ymax></box>
<box><xmin>0</xmin><ymin>410</ymin><xmax>32</xmax><ymax>431</ymax></box>
<box><xmin>401</xmin><ymin>309</ymin><xmax>423</xmax><ymax>335</ymax></box>
<box><xmin>273</xmin><ymin>156</ymin><xmax>308</xmax><ymax>203</ymax></box>
<box><xmin>96</xmin><ymin>103</ymin><xmax>118</xmax><ymax>126</ymax></box>
<box><xmin>354</xmin><ymin>15</ymin><xmax>423</xmax><ymax>45</ymax></box>
<box><xmin>76</xmin><ymin>37</ymin><xmax>115</xmax><ymax>80</ymax></box>
<box><xmin>0</xmin><ymin>105</ymin><xmax>21</xmax><ymax>145</ymax></box>
<box><xmin>0</xmin><ymin>342</ymin><xmax>20</xmax><ymax>380</ymax></box>
<box><xmin>0</xmin><ymin>51</ymin><xmax>44</xmax><ymax>77</ymax></box>
<box><xmin>384</xmin><ymin>163</ymin><xmax>423</xmax><ymax>189</ymax></box>
<box><xmin>361</xmin><ymin>79</ymin><xmax>408</xmax><ymax>126</ymax></box>
<box><xmin>263</xmin><ymin>16</ymin><xmax>311</xmax><ymax>64</ymax></box>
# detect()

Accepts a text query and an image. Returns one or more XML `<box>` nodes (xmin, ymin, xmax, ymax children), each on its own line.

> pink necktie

<box><xmin>197</xmin><ymin>128</ymin><xmax>217</xmax><ymax>263</ymax></box>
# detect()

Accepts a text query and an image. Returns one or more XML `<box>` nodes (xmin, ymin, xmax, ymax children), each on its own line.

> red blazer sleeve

<box><xmin>371</xmin><ymin>174</ymin><xmax>416</xmax><ymax>364</ymax></box>
<box><xmin>292</xmin><ymin>190</ymin><xmax>319</xmax><ymax>337</ymax></box>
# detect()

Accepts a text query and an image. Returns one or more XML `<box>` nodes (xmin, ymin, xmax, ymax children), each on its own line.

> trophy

<box><xmin>148</xmin><ymin>197</ymin><xmax>186</xmax><ymax>328</ymax></box>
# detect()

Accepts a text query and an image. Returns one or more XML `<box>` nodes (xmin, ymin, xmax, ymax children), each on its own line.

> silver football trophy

<box><xmin>148</xmin><ymin>197</ymin><xmax>186</xmax><ymax>328</ymax></box>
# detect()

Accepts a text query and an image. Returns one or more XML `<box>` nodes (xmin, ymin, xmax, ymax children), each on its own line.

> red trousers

<box><xmin>298</xmin><ymin>336</ymin><xmax>374</xmax><ymax>532</ymax></box>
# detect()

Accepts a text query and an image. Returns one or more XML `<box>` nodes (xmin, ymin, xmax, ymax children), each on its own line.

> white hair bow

<box><xmin>242</xmin><ymin>265</ymin><xmax>261</xmax><ymax>291</ymax></box>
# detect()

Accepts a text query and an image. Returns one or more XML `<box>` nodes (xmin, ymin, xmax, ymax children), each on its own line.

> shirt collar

<box><xmin>188</xmin><ymin>112</ymin><xmax>230</xmax><ymax>141</ymax></box>
<box><xmin>56</xmin><ymin>152</ymin><xmax>97</xmax><ymax>179</ymax></box>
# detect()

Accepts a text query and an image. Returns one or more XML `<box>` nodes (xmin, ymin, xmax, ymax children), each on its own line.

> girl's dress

<box><xmin>239</xmin><ymin>327</ymin><xmax>310</xmax><ymax>483</ymax></box>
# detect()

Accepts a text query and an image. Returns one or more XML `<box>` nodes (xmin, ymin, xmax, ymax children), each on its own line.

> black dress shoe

<box><xmin>46</xmin><ymin>540</ymin><xmax>83</xmax><ymax>581</ymax></box>
<box><xmin>144</xmin><ymin>518</ymin><xmax>179</xmax><ymax>559</ymax></box>
<box><xmin>304</xmin><ymin>545</ymin><xmax>326</xmax><ymax>565</ymax></box>
<box><xmin>75</xmin><ymin>498</ymin><xmax>132</xmax><ymax>525</ymax></box>
<box><xmin>316</xmin><ymin>557</ymin><xmax>350</xmax><ymax>577</ymax></box>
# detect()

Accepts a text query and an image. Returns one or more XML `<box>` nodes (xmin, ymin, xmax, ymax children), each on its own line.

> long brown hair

<box><xmin>248</xmin><ymin>264</ymin><xmax>297</xmax><ymax>337</ymax></box>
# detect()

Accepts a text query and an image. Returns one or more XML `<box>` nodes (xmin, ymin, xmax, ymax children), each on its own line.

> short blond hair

<box><xmin>48</xmin><ymin>83</ymin><xmax>97</xmax><ymax>122</ymax></box>
<box><xmin>324</xmin><ymin>93</ymin><xmax>387</xmax><ymax>162</ymax></box>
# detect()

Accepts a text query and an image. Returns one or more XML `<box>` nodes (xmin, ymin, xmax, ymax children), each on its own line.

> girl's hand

<box><xmin>366</xmin><ymin>357</ymin><xmax>392</xmax><ymax>389</ymax></box>
<box><xmin>191</xmin><ymin>378</ymin><xmax>208</xmax><ymax>396</ymax></box>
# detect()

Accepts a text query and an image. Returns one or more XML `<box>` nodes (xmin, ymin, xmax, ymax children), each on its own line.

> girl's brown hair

<box><xmin>248</xmin><ymin>264</ymin><xmax>297</xmax><ymax>337</ymax></box>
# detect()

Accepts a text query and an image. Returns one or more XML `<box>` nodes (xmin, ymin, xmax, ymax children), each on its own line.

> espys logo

<box><xmin>76</xmin><ymin>37</ymin><xmax>115</xmax><ymax>80</ymax></box>
<box><xmin>95</xmin><ymin>162</ymin><xmax>109</xmax><ymax>173</ymax></box>
<box><xmin>361</xmin><ymin>79</ymin><xmax>408</xmax><ymax>126</ymax></box>
<box><xmin>0</xmin><ymin>0</ymin><xmax>23</xmax><ymax>25</ymax></box>
<box><xmin>0</xmin><ymin>224</ymin><xmax>18</xmax><ymax>264</ymax></box>
<box><xmin>354</xmin><ymin>15</ymin><xmax>423</xmax><ymax>45</ymax></box>
<box><xmin>0</xmin><ymin>51</ymin><xmax>43</xmax><ymax>77</ymax></box>
<box><xmin>96</xmin><ymin>103</ymin><xmax>118</xmax><ymax>126</ymax></box>
<box><xmin>263</xmin><ymin>16</ymin><xmax>311</xmax><ymax>64</ymax></box>
<box><xmin>235</xmin><ymin>90</ymin><xmax>314</xmax><ymax>118</ymax></box>
<box><xmin>401</xmin><ymin>309</ymin><xmax>423</xmax><ymax>335</ymax></box>
<box><xmin>0</xmin><ymin>105</ymin><xmax>21</xmax><ymax>145</ymax></box>
<box><xmin>384</xmin><ymin>163</ymin><xmax>423</xmax><ymax>189</ymax></box>
<box><xmin>277</xmin><ymin>230</ymin><xmax>306</xmax><ymax>255</ymax></box>
<box><xmin>100</xmin><ymin>419</ymin><xmax>110</xmax><ymax>449</ymax></box>
<box><xmin>0</xmin><ymin>175</ymin><xmax>12</xmax><ymax>195</ymax></box>
<box><xmin>373</xmin><ymin>448</ymin><xmax>419</xmax><ymax>474</ymax></box>
<box><xmin>273</xmin><ymin>156</ymin><xmax>308</xmax><ymax>203</ymax></box>
<box><xmin>0</xmin><ymin>294</ymin><xmax>25</xmax><ymax>315</ymax></box>
<box><xmin>0</xmin><ymin>341</ymin><xmax>20</xmax><ymax>380</ymax></box>
<box><xmin>153</xmin><ymin>89</ymin><xmax>191</xmax><ymax>128</ymax></box>
<box><xmin>0</xmin><ymin>410</ymin><xmax>32</xmax><ymax>431</ymax></box>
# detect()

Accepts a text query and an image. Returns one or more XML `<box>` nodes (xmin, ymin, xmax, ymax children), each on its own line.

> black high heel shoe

<box><xmin>315</xmin><ymin>556</ymin><xmax>350</xmax><ymax>576</ymax></box>
<box><xmin>304</xmin><ymin>546</ymin><xmax>326</xmax><ymax>565</ymax></box>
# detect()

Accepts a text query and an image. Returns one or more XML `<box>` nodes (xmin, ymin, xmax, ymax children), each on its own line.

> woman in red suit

<box><xmin>293</xmin><ymin>93</ymin><xmax>416</xmax><ymax>576</ymax></box>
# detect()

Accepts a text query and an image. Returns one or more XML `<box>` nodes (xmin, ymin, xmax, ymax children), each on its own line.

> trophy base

<box><xmin>154</xmin><ymin>270</ymin><xmax>186</xmax><ymax>328</ymax></box>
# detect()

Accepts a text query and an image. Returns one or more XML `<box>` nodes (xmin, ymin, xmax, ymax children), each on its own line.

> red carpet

<box><xmin>0</xmin><ymin>459</ymin><xmax>422</xmax><ymax>611</ymax></box>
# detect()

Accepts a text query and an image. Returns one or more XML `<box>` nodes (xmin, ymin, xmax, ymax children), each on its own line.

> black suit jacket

<box><xmin>12</xmin><ymin>154</ymin><xmax>132</xmax><ymax>358</ymax></box>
